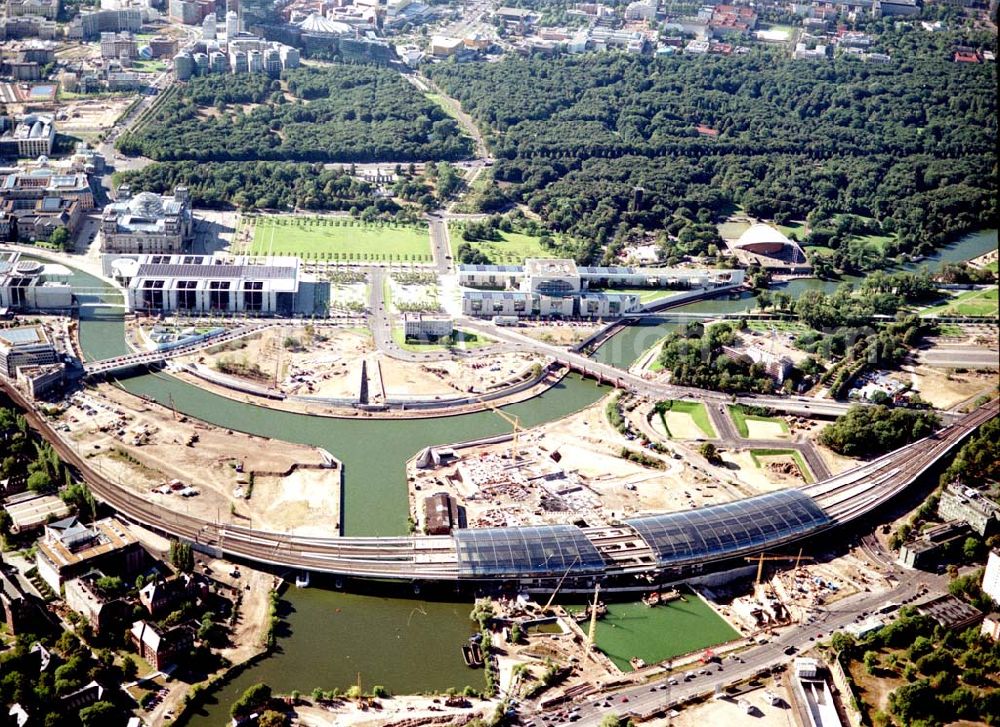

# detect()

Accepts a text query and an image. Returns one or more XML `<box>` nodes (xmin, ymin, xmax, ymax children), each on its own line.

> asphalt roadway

<box><xmin>534</xmin><ymin>567</ymin><xmax>948</xmax><ymax>727</ymax></box>
<box><xmin>918</xmin><ymin>345</ymin><xmax>999</xmax><ymax>369</ymax></box>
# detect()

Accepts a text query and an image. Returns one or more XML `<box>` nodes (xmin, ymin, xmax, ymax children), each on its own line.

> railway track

<box><xmin>3</xmin><ymin>379</ymin><xmax>995</xmax><ymax>582</ymax></box>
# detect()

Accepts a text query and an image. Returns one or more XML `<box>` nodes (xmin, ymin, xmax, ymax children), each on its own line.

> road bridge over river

<box><xmin>3</xmin><ymin>377</ymin><xmax>993</xmax><ymax>586</ymax></box>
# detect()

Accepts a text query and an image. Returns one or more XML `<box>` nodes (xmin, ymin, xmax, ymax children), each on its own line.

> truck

<box><xmin>492</xmin><ymin>315</ymin><xmax>520</xmax><ymax>327</ymax></box>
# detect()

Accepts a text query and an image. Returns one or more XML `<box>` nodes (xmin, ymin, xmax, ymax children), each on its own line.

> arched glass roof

<box><xmin>454</xmin><ymin>525</ymin><xmax>607</xmax><ymax>578</ymax></box>
<box><xmin>625</xmin><ymin>490</ymin><xmax>831</xmax><ymax>567</ymax></box>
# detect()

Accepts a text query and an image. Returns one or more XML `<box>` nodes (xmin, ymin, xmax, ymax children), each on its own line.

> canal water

<box><xmin>569</xmin><ymin>593</ymin><xmax>740</xmax><ymax>672</ymax></box>
<box><xmin>42</xmin><ymin>228</ymin><xmax>994</xmax><ymax>722</ymax></box>
<box><xmin>592</xmin><ymin>228</ymin><xmax>998</xmax><ymax>369</ymax></box>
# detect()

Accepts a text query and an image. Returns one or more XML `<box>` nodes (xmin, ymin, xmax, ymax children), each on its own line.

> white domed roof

<box><xmin>734</xmin><ymin>223</ymin><xmax>792</xmax><ymax>249</ymax></box>
<box><xmin>129</xmin><ymin>192</ymin><xmax>164</xmax><ymax>218</ymax></box>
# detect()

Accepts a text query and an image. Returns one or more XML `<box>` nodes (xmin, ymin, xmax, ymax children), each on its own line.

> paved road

<box><xmin>705</xmin><ymin>403</ymin><xmax>832</xmax><ymax>480</ymax></box>
<box><xmin>429</xmin><ymin>214</ymin><xmax>453</xmax><ymax>275</ymax></box>
<box><xmin>460</xmin><ymin>321</ymin><xmax>878</xmax><ymax>420</ymax></box>
<box><xmin>537</xmin><ymin>571</ymin><xmax>947</xmax><ymax>727</ymax></box>
<box><xmin>918</xmin><ymin>345</ymin><xmax>999</xmax><ymax>369</ymax></box>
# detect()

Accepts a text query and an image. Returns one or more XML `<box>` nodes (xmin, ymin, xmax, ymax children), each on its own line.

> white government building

<box><xmin>459</xmin><ymin>259</ymin><xmax>744</xmax><ymax>318</ymax></box>
<box><xmin>105</xmin><ymin>253</ymin><xmax>322</xmax><ymax>316</ymax></box>
<box><xmin>0</xmin><ymin>252</ymin><xmax>73</xmax><ymax>310</ymax></box>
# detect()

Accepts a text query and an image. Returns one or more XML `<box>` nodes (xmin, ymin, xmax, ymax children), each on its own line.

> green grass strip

<box><xmin>728</xmin><ymin>404</ymin><xmax>789</xmax><ymax>438</ymax></box>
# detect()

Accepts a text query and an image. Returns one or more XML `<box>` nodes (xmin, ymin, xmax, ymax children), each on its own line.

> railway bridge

<box><xmin>3</xmin><ymin>377</ymin><xmax>993</xmax><ymax>589</ymax></box>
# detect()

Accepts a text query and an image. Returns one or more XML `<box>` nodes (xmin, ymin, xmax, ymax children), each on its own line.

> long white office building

<box><xmin>459</xmin><ymin>258</ymin><xmax>744</xmax><ymax>318</ymax></box>
<box><xmin>107</xmin><ymin>253</ymin><xmax>311</xmax><ymax>316</ymax></box>
<box><xmin>0</xmin><ymin>252</ymin><xmax>73</xmax><ymax>310</ymax></box>
<box><xmin>458</xmin><ymin>259</ymin><xmax>744</xmax><ymax>290</ymax></box>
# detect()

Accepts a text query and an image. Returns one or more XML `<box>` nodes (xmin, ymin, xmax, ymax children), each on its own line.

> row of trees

<box><xmin>119</xmin><ymin>161</ymin><xmax>397</xmax><ymax>215</ymax></box>
<box><xmin>118</xmin><ymin>65</ymin><xmax>472</xmax><ymax>164</ymax></box>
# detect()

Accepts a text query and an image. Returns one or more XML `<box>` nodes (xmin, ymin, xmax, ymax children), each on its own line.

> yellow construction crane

<box><xmin>480</xmin><ymin>398</ymin><xmax>523</xmax><ymax>461</ymax></box>
<box><xmin>541</xmin><ymin>555</ymin><xmax>581</xmax><ymax>613</ymax></box>
<box><xmin>745</xmin><ymin>550</ymin><xmax>815</xmax><ymax>586</ymax></box>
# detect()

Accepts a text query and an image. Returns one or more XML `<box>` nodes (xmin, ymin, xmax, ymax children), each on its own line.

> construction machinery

<box><xmin>541</xmin><ymin>555</ymin><xmax>581</xmax><ymax>613</ymax></box>
<box><xmin>480</xmin><ymin>397</ymin><xmax>523</xmax><ymax>460</ymax></box>
<box><xmin>745</xmin><ymin>549</ymin><xmax>814</xmax><ymax>586</ymax></box>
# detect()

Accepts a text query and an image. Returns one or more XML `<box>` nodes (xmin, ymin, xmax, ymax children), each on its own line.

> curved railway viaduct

<box><xmin>2</xmin><ymin>379</ymin><xmax>995</xmax><ymax>590</ymax></box>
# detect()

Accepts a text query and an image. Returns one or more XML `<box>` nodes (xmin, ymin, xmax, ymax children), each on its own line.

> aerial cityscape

<box><xmin>0</xmin><ymin>0</ymin><xmax>997</xmax><ymax>725</ymax></box>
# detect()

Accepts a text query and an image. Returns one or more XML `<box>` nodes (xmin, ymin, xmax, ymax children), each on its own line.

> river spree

<box><xmin>40</xmin><ymin>227</ymin><xmax>995</xmax><ymax>723</ymax></box>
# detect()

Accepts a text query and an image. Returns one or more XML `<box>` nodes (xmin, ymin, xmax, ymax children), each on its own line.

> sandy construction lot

<box><xmin>657</xmin><ymin>410</ymin><xmax>709</xmax><ymax>440</ymax></box>
<box><xmin>66</xmin><ymin>385</ymin><xmax>332</xmax><ymax>533</ymax></box>
<box><xmin>744</xmin><ymin>418</ymin><xmax>789</xmax><ymax>439</ymax></box>
<box><xmin>179</xmin><ymin>325</ymin><xmax>542</xmax><ymax>402</ymax></box>
<box><xmin>900</xmin><ymin>365</ymin><xmax>996</xmax><ymax>410</ymax></box>
<box><xmin>252</xmin><ymin>468</ymin><xmax>341</xmax><ymax>536</ymax></box>
<box><xmin>660</xmin><ymin>683</ymin><xmax>797</xmax><ymax>727</ymax></box>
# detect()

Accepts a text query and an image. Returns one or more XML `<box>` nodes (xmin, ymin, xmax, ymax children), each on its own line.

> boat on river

<box><xmin>572</xmin><ymin>602</ymin><xmax>607</xmax><ymax>623</ymax></box>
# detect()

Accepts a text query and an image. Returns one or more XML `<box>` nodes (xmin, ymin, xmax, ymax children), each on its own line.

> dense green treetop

<box><xmin>119</xmin><ymin>65</ymin><xmax>473</xmax><ymax>163</ymax></box>
<box><xmin>427</xmin><ymin>32</ymin><xmax>996</xmax><ymax>262</ymax></box>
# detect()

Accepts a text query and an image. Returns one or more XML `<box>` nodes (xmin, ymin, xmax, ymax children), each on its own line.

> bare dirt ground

<box><xmin>65</xmin><ymin>384</ymin><xmax>331</xmax><ymax>533</ymax></box>
<box><xmin>655</xmin><ymin>410</ymin><xmax>708</xmax><ymax>440</ymax></box>
<box><xmin>519</xmin><ymin>321</ymin><xmax>603</xmax><ymax>346</ymax></box>
<box><xmin>252</xmin><ymin>468</ymin><xmax>341</xmax><ymax>536</ymax></box>
<box><xmin>380</xmin><ymin>351</ymin><xmax>539</xmax><ymax>399</ymax></box>
<box><xmin>179</xmin><ymin>325</ymin><xmax>542</xmax><ymax>401</ymax></box>
<box><xmin>660</xmin><ymin>682</ymin><xmax>797</xmax><ymax>727</ymax></box>
<box><xmin>744</xmin><ymin>418</ymin><xmax>789</xmax><ymax>439</ymax></box>
<box><xmin>756</xmin><ymin>454</ymin><xmax>808</xmax><ymax>486</ymax></box>
<box><xmin>292</xmin><ymin>695</ymin><xmax>493</xmax><ymax>726</ymax></box>
<box><xmin>896</xmin><ymin>364</ymin><xmax>996</xmax><ymax>410</ymax></box>
<box><xmin>723</xmin><ymin>451</ymin><xmax>785</xmax><ymax>492</ymax></box>
<box><xmin>57</xmin><ymin>97</ymin><xmax>134</xmax><ymax>135</ymax></box>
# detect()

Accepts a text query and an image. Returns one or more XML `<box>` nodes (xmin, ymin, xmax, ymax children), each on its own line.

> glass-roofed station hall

<box><xmin>444</xmin><ymin>490</ymin><xmax>831</xmax><ymax>590</ymax></box>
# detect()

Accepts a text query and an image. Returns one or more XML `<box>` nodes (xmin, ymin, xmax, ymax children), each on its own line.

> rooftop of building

<box><xmin>523</xmin><ymin>258</ymin><xmax>579</xmax><ymax>277</ymax></box>
<box><xmin>915</xmin><ymin>593</ymin><xmax>983</xmax><ymax>630</ymax></box>
<box><xmin>38</xmin><ymin>517</ymin><xmax>138</xmax><ymax>570</ymax></box>
<box><xmin>0</xmin><ymin>325</ymin><xmax>49</xmax><ymax>348</ymax></box>
<box><xmin>734</xmin><ymin>223</ymin><xmax>795</xmax><ymax>248</ymax></box>
<box><xmin>4</xmin><ymin>493</ymin><xmax>71</xmax><ymax>532</ymax></box>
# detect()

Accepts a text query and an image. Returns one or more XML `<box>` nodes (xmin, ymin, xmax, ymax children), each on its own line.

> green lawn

<box><xmin>390</xmin><ymin>326</ymin><xmax>492</xmax><ymax>352</ymax></box>
<box><xmin>449</xmin><ymin>224</ymin><xmax>570</xmax><ymax>264</ymax></box>
<box><xmin>251</xmin><ymin>217</ymin><xmax>432</xmax><ymax>262</ymax></box>
<box><xmin>657</xmin><ymin>400</ymin><xmax>716</xmax><ymax>438</ymax></box>
<box><xmin>776</xmin><ymin>221</ymin><xmax>808</xmax><ymax>240</ymax></box>
<box><xmin>718</xmin><ymin>220</ymin><xmax>751</xmax><ymax>240</ymax></box>
<box><xmin>130</xmin><ymin>59</ymin><xmax>167</xmax><ymax>74</ymax></box>
<box><xmin>854</xmin><ymin>232</ymin><xmax>896</xmax><ymax>253</ymax></box>
<box><xmin>920</xmin><ymin>287</ymin><xmax>998</xmax><ymax>318</ymax></box>
<box><xmin>569</xmin><ymin>591</ymin><xmax>740</xmax><ymax>672</ymax></box>
<box><xmin>749</xmin><ymin>448</ymin><xmax>815</xmax><ymax>484</ymax></box>
<box><xmin>803</xmin><ymin>244</ymin><xmax>835</xmax><ymax>257</ymax></box>
<box><xmin>984</xmin><ymin>260</ymin><xmax>998</xmax><ymax>273</ymax></box>
<box><xmin>425</xmin><ymin>93</ymin><xmax>463</xmax><ymax>122</ymax></box>
<box><xmin>728</xmin><ymin>404</ymin><xmax>790</xmax><ymax>438</ymax></box>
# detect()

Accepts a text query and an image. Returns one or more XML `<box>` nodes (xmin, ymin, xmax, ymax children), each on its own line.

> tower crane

<box><xmin>745</xmin><ymin>549</ymin><xmax>815</xmax><ymax>586</ymax></box>
<box><xmin>480</xmin><ymin>398</ymin><xmax>523</xmax><ymax>460</ymax></box>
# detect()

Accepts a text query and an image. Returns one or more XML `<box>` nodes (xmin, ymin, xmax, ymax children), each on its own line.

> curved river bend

<box><xmin>48</xmin><ymin>228</ymin><xmax>995</xmax><ymax>722</ymax></box>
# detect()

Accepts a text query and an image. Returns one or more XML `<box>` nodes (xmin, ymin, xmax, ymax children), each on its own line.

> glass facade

<box><xmin>626</xmin><ymin>490</ymin><xmax>831</xmax><ymax>567</ymax></box>
<box><xmin>455</xmin><ymin>525</ymin><xmax>607</xmax><ymax>578</ymax></box>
